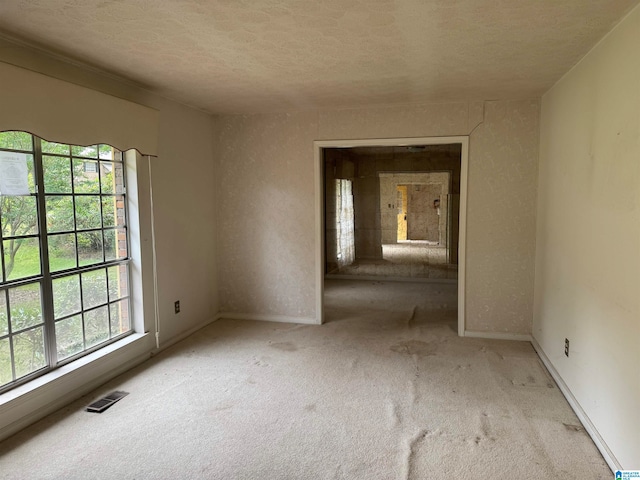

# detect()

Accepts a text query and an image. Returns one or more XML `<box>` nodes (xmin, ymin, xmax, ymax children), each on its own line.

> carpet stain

<box><xmin>562</xmin><ymin>423</ymin><xmax>585</xmax><ymax>434</ymax></box>
<box><xmin>480</xmin><ymin>415</ymin><xmax>490</xmax><ymax>436</ymax></box>
<box><xmin>454</xmin><ymin>363</ymin><xmax>472</xmax><ymax>370</ymax></box>
<box><xmin>211</xmin><ymin>403</ymin><xmax>234</xmax><ymax>412</ymax></box>
<box><xmin>304</xmin><ymin>404</ymin><xmax>316</xmax><ymax>412</ymax></box>
<box><xmin>468</xmin><ymin>415</ymin><xmax>497</xmax><ymax>446</ymax></box>
<box><xmin>408</xmin><ymin>378</ymin><xmax>418</xmax><ymax>407</ymax></box>
<box><xmin>406</xmin><ymin>306</ymin><xmax>417</xmax><ymax>328</ymax></box>
<box><xmin>270</xmin><ymin>342</ymin><xmax>297</xmax><ymax>352</ymax></box>
<box><xmin>390</xmin><ymin>340</ymin><xmax>436</xmax><ymax>357</ymax></box>
<box><xmin>252</xmin><ymin>356</ymin><xmax>270</xmax><ymax>367</ymax></box>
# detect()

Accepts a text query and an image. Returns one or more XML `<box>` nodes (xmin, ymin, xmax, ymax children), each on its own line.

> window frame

<box><xmin>0</xmin><ymin>133</ymin><xmax>134</xmax><ymax>394</ymax></box>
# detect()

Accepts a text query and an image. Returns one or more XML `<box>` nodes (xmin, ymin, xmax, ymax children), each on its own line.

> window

<box><xmin>0</xmin><ymin>131</ymin><xmax>132</xmax><ymax>392</ymax></box>
<box><xmin>335</xmin><ymin>179</ymin><xmax>355</xmax><ymax>268</ymax></box>
<box><xmin>83</xmin><ymin>161</ymin><xmax>98</xmax><ymax>173</ymax></box>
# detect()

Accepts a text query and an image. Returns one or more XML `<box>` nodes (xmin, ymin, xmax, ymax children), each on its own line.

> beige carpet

<box><xmin>0</xmin><ymin>279</ymin><xmax>610</xmax><ymax>479</ymax></box>
<box><xmin>334</xmin><ymin>243</ymin><xmax>457</xmax><ymax>280</ymax></box>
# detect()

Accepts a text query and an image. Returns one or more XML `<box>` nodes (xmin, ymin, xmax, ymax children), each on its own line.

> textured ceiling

<box><xmin>0</xmin><ymin>0</ymin><xmax>638</xmax><ymax>114</ymax></box>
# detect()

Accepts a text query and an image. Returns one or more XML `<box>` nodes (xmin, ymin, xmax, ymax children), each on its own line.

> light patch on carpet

<box><xmin>390</xmin><ymin>339</ymin><xmax>437</xmax><ymax>357</ymax></box>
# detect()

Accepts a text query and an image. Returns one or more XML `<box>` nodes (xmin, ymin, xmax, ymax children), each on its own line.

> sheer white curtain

<box><xmin>336</xmin><ymin>179</ymin><xmax>355</xmax><ymax>268</ymax></box>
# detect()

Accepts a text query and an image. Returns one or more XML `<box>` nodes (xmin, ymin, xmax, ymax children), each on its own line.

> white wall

<box><xmin>0</xmin><ymin>39</ymin><xmax>219</xmax><ymax>345</ymax></box>
<box><xmin>150</xmin><ymin>99</ymin><xmax>218</xmax><ymax>343</ymax></box>
<box><xmin>534</xmin><ymin>5</ymin><xmax>640</xmax><ymax>468</ymax></box>
<box><xmin>213</xmin><ymin>99</ymin><xmax>539</xmax><ymax>334</ymax></box>
<box><xmin>0</xmin><ymin>40</ymin><xmax>218</xmax><ymax>440</ymax></box>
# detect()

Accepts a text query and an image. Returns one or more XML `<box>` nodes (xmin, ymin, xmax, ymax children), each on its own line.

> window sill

<box><xmin>0</xmin><ymin>332</ymin><xmax>153</xmax><ymax>441</ymax></box>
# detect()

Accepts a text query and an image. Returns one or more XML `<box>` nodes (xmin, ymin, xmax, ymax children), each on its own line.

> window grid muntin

<box><xmin>0</xmin><ymin>150</ymin><xmax>38</xmax><ymax>282</ymax></box>
<box><xmin>44</xmin><ymin>148</ymin><xmax>127</xmax><ymax>270</ymax></box>
<box><xmin>0</xmin><ymin>134</ymin><xmax>132</xmax><ymax>394</ymax></box>
<box><xmin>1</xmin><ymin>235</ymin><xmax>42</xmax><ymax>283</ymax></box>
<box><xmin>0</xmin><ymin>225</ymin><xmax>5</xmax><ymax>283</ymax></box>
<box><xmin>53</xmin><ymin>292</ymin><xmax>131</xmax><ymax>324</ymax></box>
<box><xmin>44</xmin><ymin>142</ymin><xmax>130</xmax><ymax>360</ymax></box>
<box><xmin>2</xmin><ymin>232</ymin><xmax>40</xmax><ymax>241</ymax></box>
<box><xmin>0</xmin><ymin>288</ymin><xmax>17</xmax><ymax>382</ymax></box>
<box><xmin>0</xmin><ymin>195</ymin><xmax>39</xmax><ymax>238</ymax></box>
<box><xmin>0</xmin><ymin>133</ymin><xmax>45</xmax><ymax>388</ymax></box>
<box><xmin>0</xmin><ymin>280</ymin><xmax>47</xmax><ymax>387</ymax></box>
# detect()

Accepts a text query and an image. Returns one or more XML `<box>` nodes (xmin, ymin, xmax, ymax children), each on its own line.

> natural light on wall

<box><xmin>0</xmin><ymin>61</ymin><xmax>159</xmax><ymax>394</ymax></box>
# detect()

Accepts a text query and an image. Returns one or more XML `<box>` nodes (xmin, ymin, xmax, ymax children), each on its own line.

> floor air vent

<box><xmin>86</xmin><ymin>391</ymin><xmax>129</xmax><ymax>413</ymax></box>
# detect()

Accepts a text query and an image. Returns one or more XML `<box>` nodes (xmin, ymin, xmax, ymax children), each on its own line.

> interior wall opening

<box><xmin>324</xmin><ymin>144</ymin><xmax>462</xmax><ymax>280</ymax></box>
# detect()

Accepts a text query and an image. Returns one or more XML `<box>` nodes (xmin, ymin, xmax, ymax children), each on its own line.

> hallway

<box><xmin>331</xmin><ymin>242</ymin><xmax>457</xmax><ymax>280</ymax></box>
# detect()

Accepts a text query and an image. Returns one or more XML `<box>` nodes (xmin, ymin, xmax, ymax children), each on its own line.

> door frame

<box><xmin>379</xmin><ymin>170</ymin><xmax>451</xmax><ymax>244</ymax></box>
<box><xmin>314</xmin><ymin>136</ymin><xmax>469</xmax><ymax>336</ymax></box>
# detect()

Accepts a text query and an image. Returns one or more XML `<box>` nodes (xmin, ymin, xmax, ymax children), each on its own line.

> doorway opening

<box><xmin>314</xmin><ymin>137</ymin><xmax>468</xmax><ymax>335</ymax></box>
<box><xmin>381</xmin><ymin>171</ymin><xmax>457</xmax><ymax>277</ymax></box>
<box><xmin>396</xmin><ymin>185</ymin><xmax>408</xmax><ymax>241</ymax></box>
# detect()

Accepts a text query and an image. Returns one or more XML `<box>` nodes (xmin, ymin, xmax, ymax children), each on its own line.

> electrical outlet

<box><xmin>174</xmin><ymin>301</ymin><xmax>180</xmax><ymax>314</ymax></box>
<box><xmin>564</xmin><ymin>338</ymin><xmax>569</xmax><ymax>357</ymax></box>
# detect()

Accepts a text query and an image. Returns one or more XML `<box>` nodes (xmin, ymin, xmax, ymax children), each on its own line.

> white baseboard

<box><xmin>153</xmin><ymin>316</ymin><xmax>220</xmax><ymax>354</ymax></box>
<box><xmin>531</xmin><ymin>337</ymin><xmax>620</xmax><ymax>472</ymax></box>
<box><xmin>0</xmin><ymin>333</ymin><xmax>153</xmax><ymax>442</ymax></box>
<box><xmin>217</xmin><ymin>312</ymin><xmax>320</xmax><ymax>325</ymax></box>
<box><xmin>464</xmin><ymin>330</ymin><xmax>533</xmax><ymax>342</ymax></box>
